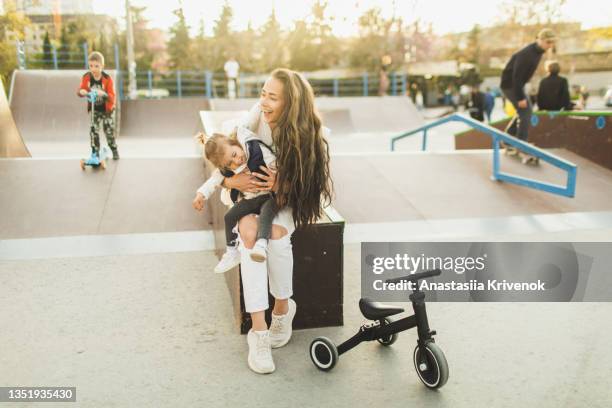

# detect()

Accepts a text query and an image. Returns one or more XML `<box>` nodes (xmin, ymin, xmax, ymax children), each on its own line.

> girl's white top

<box><xmin>196</xmin><ymin>125</ymin><xmax>276</xmax><ymax>201</ymax></box>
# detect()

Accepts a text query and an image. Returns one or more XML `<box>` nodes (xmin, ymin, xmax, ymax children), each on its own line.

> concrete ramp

<box><xmin>319</xmin><ymin>109</ymin><xmax>355</xmax><ymax>134</ymax></box>
<box><xmin>331</xmin><ymin>149</ymin><xmax>612</xmax><ymax>223</ymax></box>
<box><xmin>199</xmin><ymin>111</ymin><xmax>248</xmax><ymax>135</ymax></box>
<box><xmin>316</xmin><ymin>97</ymin><xmax>422</xmax><ymax>133</ymax></box>
<box><xmin>120</xmin><ymin>98</ymin><xmax>210</xmax><ymax>138</ymax></box>
<box><xmin>9</xmin><ymin>70</ymin><xmax>117</xmax><ymax>142</ymax></box>
<box><xmin>0</xmin><ymin>79</ymin><xmax>30</xmax><ymax>157</ymax></box>
<box><xmin>209</xmin><ymin>97</ymin><xmax>422</xmax><ymax>134</ymax></box>
<box><xmin>0</xmin><ymin>158</ymin><xmax>211</xmax><ymax>239</ymax></box>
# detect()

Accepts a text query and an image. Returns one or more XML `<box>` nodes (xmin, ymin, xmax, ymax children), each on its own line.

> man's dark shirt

<box><xmin>500</xmin><ymin>42</ymin><xmax>545</xmax><ymax>101</ymax></box>
<box><xmin>537</xmin><ymin>74</ymin><xmax>572</xmax><ymax>111</ymax></box>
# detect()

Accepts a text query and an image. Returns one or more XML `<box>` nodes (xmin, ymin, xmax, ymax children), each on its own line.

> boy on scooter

<box><xmin>77</xmin><ymin>51</ymin><xmax>119</xmax><ymax>160</ymax></box>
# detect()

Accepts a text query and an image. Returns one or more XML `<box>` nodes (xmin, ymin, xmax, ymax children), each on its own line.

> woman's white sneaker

<box><xmin>247</xmin><ymin>330</ymin><xmax>275</xmax><ymax>374</ymax></box>
<box><xmin>269</xmin><ymin>298</ymin><xmax>297</xmax><ymax>348</ymax></box>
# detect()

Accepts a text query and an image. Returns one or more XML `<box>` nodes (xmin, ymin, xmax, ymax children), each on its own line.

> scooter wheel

<box><xmin>377</xmin><ymin>317</ymin><xmax>398</xmax><ymax>346</ymax></box>
<box><xmin>310</xmin><ymin>337</ymin><xmax>338</xmax><ymax>371</ymax></box>
<box><xmin>80</xmin><ymin>160</ymin><xmax>85</xmax><ymax>170</ymax></box>
<box><xmin>413</xmin><ymin>341</ymin><xmax>449</xmax><ymax>389</ymax></box>
<box><xmin>100</xmin><ymin>160</ymin><xmax>107</xmax><ymax>170</ymax></box>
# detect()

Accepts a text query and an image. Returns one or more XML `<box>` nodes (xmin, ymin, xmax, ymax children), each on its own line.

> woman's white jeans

<box><xmin>235</xmin><ymin>207</ymin><xmax>295</xmax><ymax>313</ymax></box>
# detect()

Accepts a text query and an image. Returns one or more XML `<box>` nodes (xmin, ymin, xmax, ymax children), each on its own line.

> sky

<box><xmin>88</xmin><ymin>0</ymin><xmax>612</xmax><ymax>36</ymax></box>
<box><xmin>1</xmin><ymin>0</ymin><xmax>609</xmax><ymax>35</ymax></box>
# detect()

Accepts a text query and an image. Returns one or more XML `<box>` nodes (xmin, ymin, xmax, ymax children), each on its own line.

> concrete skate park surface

<box><xmin>0</xmin><ymin>158</ymin><xmax>211</xmax><ymax>239</ymax></box>
<box><xmin>1</xmin><ymin>244</ymin><xmax>610</xmax><ymax>407</ymax></box>
<box><xmin>331</xmin><ymin>149</ymin><xmax>612</xmax><ymax>224</ymax></box>
<box><xmin>2</xmin><ymin>74</ymin><xmax>612</xmax><ymax>407</ymax></box>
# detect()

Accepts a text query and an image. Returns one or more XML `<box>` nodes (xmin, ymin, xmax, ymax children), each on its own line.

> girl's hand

<box><xmin>192</xmin><ymin>193</ymin><xmax>206</xmax><ymax>212</ymax></box>
<box><xmin>253</xmin><ymin>166</ymin><xmax>277</xmax><ymax>192</ymax></box>
<box><xmin>223</xmin><ymin>172</ymin><xmax>259</xmax><ymax>193</ymax></box>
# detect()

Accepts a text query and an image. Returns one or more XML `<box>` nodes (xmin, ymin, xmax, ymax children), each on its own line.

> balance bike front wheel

<box><xmin>413</xmin><ymin>341</ymin><xmax>449</xmax><ymax>389</ymax></box>
<box><xmin>310</xmin><ymin>337</ymin><xmax>338</xmax><ymax>371</ymax></box>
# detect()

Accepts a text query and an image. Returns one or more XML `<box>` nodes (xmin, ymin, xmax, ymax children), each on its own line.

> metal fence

<box><xmin>16</xmin><ymin>40</ymin><xmax>409</xmax><ymax>99</ymax></box>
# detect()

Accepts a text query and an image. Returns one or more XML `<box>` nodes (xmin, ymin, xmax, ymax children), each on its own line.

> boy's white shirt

<box><xmin>196</xmin><ymin>125</ymin><xmax>276</xmax><ymax>202</ymax></box>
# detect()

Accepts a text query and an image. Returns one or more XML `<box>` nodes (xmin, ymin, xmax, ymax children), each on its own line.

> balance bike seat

<box><xmin>359</xmin><ymin>298</ymin><xmax>404</xmax><ymax>320</ymax></box>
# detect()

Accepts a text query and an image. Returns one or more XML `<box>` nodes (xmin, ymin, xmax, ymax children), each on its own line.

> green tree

<box><xmin>57</xmin><ymin>26</ymin><xmax>72</xmax><ymax>68</ymax></box>
<box><xmin>211</xmin><ymin>2</ymin><xmax>236</xmax><ymax>71</ymax></box>
<box><xmin>465</xmin><ymin>24</ymin><xmax>481</xmax><ymax>65</ymax></box>
<box><xmin>348</xmin><ymin>7</ymin><xmax>404</xmax><ymax>71</ymax></box>
<box><xmin>0</xmin><ymin>5</ymin><xmax>31</xmax><ymax>83</ymax></box>
<box><xmin>131</xmin><ymin>6</ymin><xmax>155</xmax><ymax>70</ymax></box>
<box><xmin>257</xmin><ymin>8</ymin><xmax>285</xmax><ymax>72</ymax></box>
<box><xmin>167</xmin><ymin>7</ymin><xmax>192</xmax><ymax>70</ymax></box>
<box><xmin>42</xmin><ymin>31</ymin><xmax>53</xmax><ymax>68</ymax></box>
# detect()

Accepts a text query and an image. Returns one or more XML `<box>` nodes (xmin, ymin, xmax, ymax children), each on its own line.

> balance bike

<box><xmin>310</xmin><ymin>269</ymin><xmax>449</xmax><ymax>389</ymax></box>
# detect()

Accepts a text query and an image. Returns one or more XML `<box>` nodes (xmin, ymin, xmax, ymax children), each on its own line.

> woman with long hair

<box><xmin>222</xmin><ymin>68</ymin><xmax>332</xmax><ymax>374</ymax></box>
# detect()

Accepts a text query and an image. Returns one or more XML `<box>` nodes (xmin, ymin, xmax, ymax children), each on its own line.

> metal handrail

<box><xmin>390</xmin><ymin>113</ymin><xmax>577</xmax><ymax>198</ymax></box>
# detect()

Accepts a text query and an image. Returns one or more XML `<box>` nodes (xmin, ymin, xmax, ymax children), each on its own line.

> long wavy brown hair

<box><xmin>269</xmin><ymin>68</ymin><xmax>333</xmax><ymax>228</ymax></box>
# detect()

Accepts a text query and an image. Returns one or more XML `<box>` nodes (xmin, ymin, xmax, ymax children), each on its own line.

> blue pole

<box><xmin>205</xmin><ymin>71</ymin><xmax>212</xmax><ymax>98</ymax></box>
<box><xmin>391</xmin><ymin>72</ymin><xmax>397</xmax><ymax>96</ymax></box>
<box><xmin>83</xmin><ymin>42</ymin><xmax>88</xmax><ymax>68</ymax></box>
<box><xmin>363</xmin><ymin>73</ymin><xmax>368</xmax><ymax>97</ymax></box>
<box><xmin>333</xmin><ymin>78</ymin><xmax>339</xmax><ymax>97</ymax></box>
<box><xmin>114</xmin><ymin>43</ymin><xmax>120</xmax><ymax>71</ymax></box>
<box><xmin>177</xmin><ymin>70</ymin><xmax>182</xmax><ymax>98</ymax></box>
<box><xmin>147</xmin><ymin>70</ymin><xmax>153</xmax><ymax>98</ymax></box>
<box><xmin>492</xmin><ymin>136</ymin><xmax>500</xmax><ymax>179</ymax></box>
<box><xmin>421</xmin><ymin>129</ymin><xmax>428</xmax><ymax>151</ymax></box>
<box><xmin>52</xmin><ymin>44</ymin><xmax>58</xmax><ymax>69</ymax></box>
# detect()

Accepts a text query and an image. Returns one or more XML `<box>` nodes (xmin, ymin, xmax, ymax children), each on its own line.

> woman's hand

<box><xmin>223</xmin><ymin>172</ymin><xmax>259</xmax><ymax>193</ymax></box>
<box><xmin>192</xmin><ymin>192</ymin><xmax>206</xmax><ymax>212</ymax></box>
<box><xmin>253</xmin><ymin>166</ymin><xmax>277</xmax><ymax>192</ymax></box>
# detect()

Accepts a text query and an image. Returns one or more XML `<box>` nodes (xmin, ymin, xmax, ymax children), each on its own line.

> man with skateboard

<box><xmin>77</xmin><ymin>51</ymin><xmax>120</xmax><ymax>161</ymax></box>
<box><xmin>500</xmin><ymin>28</ymin><xmax>556</xmax><ymax>164</ymax></box>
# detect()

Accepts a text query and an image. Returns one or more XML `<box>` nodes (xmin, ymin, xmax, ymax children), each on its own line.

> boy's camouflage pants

<box><xmin>90</xmin><ymin>111</ymin><xmax>117</xmax><ymax>155</ymax></box>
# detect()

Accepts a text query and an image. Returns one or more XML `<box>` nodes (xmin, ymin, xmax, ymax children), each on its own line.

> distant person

<box><xmin>484</xmin><ymin>87</ymin><xmax>495</xmax><ymax>122</ymax></box>
<box><xmin>536</xmin><ymin>60</ymin><xmax>573</xmax><ymax>111</ymax></box>
<box><xmin>224</xmin><ymin>56</ymin><xmax>240</xmax><ymax>99</ymax></box>
<box><xmin>443</xmin><ymin>85</ymin><xmax>453</xmax><ymax>106</ymax></box>
<box><xmin>466</xmin><ymin>85</ymin><xmax>486</xmax><ymax>122</ymax></box>
<box><xmin>459</xmin><ymin>84</ymin><xmax>471</xmax><ymax>106</ymax></box>
<box><xmin>378</xmin><ymin>66</ymin><xmax>389</xmax><ymax>96</ymax></box>
<box><xmin>500</xmin><ymin>28</ymin><xmax>556</xmax><ymax>162</ymax></box>
<box><xmin>578</xmin><ymin>86</ymin><xmax>589</xmax><ymax>109</ymax></box>
<box><xmin>415</xmin><ymin>89</ymin><xmax>425</xmax><ymax>111</ymax></box>
<box><xmin>77</xmin><ymin>51</ymin><xmax>119</xmax><ymax>160</ymax></box>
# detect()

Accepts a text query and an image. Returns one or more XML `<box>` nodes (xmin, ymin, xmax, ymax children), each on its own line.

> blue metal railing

<box><xmin>390</xmin><ymin>113</ymin><xmax>577</xmax><ymax>198</ymax></box>
<box><xmin>15</xmin><ymin>41</ymin><xmax>410</xmax><ymax>99</ymax></box>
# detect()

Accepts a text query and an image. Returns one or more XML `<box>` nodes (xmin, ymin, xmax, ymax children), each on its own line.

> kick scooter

<box><xmin>80</xmin><ymin>89</ymin><xmax>108</xmax><ymax>170</ymax></box>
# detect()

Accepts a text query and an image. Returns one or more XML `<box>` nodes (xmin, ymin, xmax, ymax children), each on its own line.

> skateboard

<box><xmin>500</xmin><ymin>141</ymin><xmax>540</xmax><ymax>165</ymax></box>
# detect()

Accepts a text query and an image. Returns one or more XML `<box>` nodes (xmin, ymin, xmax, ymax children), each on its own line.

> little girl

<box><xmin>192</xmin><ymin>126</ymin><xmax>278</xmax><ymax>273</ymax></box>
